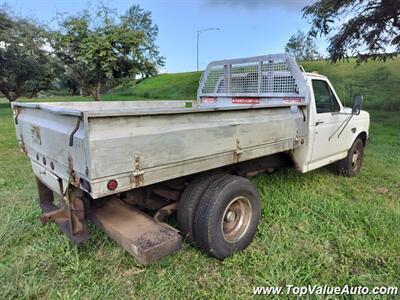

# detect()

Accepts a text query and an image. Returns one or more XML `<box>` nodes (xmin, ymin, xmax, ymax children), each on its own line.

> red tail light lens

<box><xmin>107</xmin><ymin>179</ymin><xmax>118</xmax><ymax>191</ymax></box>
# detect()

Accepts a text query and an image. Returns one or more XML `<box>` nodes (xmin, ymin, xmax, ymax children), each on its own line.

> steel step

<box><xmin>91</xmin><ymin>196</ymin><xmax>181</xmax><ymax>265</ymax></box>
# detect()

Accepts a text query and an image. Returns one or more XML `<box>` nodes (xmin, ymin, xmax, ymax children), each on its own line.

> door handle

<box><xmin>315</xmin><ymin>120</ymin><xmax>324</xmax><ymax>126</ymax></box>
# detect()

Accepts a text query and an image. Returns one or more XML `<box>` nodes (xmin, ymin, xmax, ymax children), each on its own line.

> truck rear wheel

<box><xmin>177</xmin><ymin>173</ymin><xmax>228</xmax><ymax>244</ymax></box>
<box><xmin>194</xmin><ymin>175</ymin><xmax>261</xmax><ymax>259</ymax></box>
<box><xmin>337</xmin><ymin>138</ymin><xmax>364</xmax><ymax>177</ymax></box>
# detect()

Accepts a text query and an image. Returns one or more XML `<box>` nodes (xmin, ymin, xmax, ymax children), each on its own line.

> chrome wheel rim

<box><xmin>221</xmin><ymin>196</ymin><xmax>252</xmax><ymax>243</ymax></box>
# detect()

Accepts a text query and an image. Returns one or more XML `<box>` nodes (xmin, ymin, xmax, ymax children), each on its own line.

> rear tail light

<box><xmin>107</xmin><ymin>179</ymin><xmax>118</xmax><ymax>191</ymax></box>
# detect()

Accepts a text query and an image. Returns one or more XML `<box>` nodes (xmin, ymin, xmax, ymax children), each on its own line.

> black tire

<box><xmin>177</xmin><ymin>173</ymin><xmax>228</xmax><ymax>244</ymax></box>
<box><xmin>193</xmin><ymin>175</ymin><xmax>261</xmax><ymax>260</ymax></box>
<box><xmin>337</xmin><ymin>138</ymin><xmax>364</xmax><ymax>177</ymax></box>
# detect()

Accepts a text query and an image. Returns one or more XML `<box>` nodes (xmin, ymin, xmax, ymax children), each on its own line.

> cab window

<box><xmin>312</xmin><ymin>79</ymin><xmax>340</xmax><ymax>113</ymax></box>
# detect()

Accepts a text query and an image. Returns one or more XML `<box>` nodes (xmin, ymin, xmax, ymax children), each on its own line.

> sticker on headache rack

<box><xmin>283</xmin><ymin>97</ymin><xmax>303</xmax><ymax>104</ymax></box>
<box><xmin>201</xmin><ymin>97</ymin><xmax>217</xmax><ymax>103</ymax></box>
<box><xmin>232</xmin><ymin>98</ymin><xmax>260</xmax><ymax>104</ymax></box>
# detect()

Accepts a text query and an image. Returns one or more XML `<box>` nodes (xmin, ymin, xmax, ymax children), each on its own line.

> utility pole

<box><xmin>197</xmin><ymin>27</ymin><xmax>220</xmax><ymax>71</ymax></box>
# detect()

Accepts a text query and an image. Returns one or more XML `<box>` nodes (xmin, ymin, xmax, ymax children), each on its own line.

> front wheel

<box><xmin>337</xmin><ymin>138</ymin><xmax>365</xmax><ymax>177</ymax></box>
<box><xmin>193</xmin><ymin>175</ymin><xmax>261</xmax><ymax>260</ymax></box>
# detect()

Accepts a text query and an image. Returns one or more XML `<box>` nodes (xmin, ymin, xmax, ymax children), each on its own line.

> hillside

<box><xmin>109</xmin><ymin>57</ymin><xmax>400</xmax><ymax>110</ymax></box>
<box><xmin>108</xmin><ymin>71</ymin><xmax>201</xmax><ymax>101</ymax></box>
<box><xmin>301</xmin><ymin>58</ymin><xmax>400</xmax><ymax>110</ymax></box>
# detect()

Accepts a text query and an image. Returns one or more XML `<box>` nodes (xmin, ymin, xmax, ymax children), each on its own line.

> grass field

<box><xmin>0</xmin><ymin>99</ymin><xmax>399</xmax><ymax>298</ymax></box>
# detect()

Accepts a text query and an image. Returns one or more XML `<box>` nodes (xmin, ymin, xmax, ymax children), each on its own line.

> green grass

<box><xmin>0</xmin><ymin>96</ymin><xmax>399</xmax><ymax>298</ymax></box>
<box><xmin>301</xmin><ymin>58</ymin><xmax>400</xmax><ymax>110</ymax></box>
<box><xmin>107</xmin><ymin>71</ymin><xmax>201</xmax><ymax>101</ymax></box>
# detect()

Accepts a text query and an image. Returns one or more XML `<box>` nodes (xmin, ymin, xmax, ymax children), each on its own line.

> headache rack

<box><xmin>197</xmin><ymin>53</ymin><xmax>309</xmax><ymax>108</ymax></box>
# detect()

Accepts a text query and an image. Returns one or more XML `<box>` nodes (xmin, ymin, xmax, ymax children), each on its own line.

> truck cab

<box><xmin>291</xmin><ymin>72</ymin><xmax>369</xmax><ymax>173</ymax></box>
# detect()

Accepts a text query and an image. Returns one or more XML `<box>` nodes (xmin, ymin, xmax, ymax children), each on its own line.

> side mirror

<box><xmin>352</xmin><ymin>95</ymin><xmax>363</xmax><ymax>115</ymax></box>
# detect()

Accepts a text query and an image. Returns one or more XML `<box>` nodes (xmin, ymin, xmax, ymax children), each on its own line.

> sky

<box><xmin>1</xmin><ymin>0</ymin><xmax>327</xmax><ymax>73</ymax></box>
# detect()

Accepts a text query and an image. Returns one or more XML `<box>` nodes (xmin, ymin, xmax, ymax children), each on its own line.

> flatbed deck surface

<box><xmin>13</xmin><ymin>101</ymin><xmax>193</xmax><ymax>117</ymax></box>
<box><xmin>13</xmin><ymin>100</ymin><xmax>304</xmax><ymax>117</ymax></box>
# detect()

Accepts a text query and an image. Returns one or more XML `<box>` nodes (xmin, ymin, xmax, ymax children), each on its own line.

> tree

<box><xmin>53</xmin><ymin>4</ymin><xmax>165</xmax><ymax>101</ymax></box>
<box><xmin>285</xmin><ymin>30</ymin><xmax>321</xmax><ymax>60</ymax></box>
<box><xmin>59</xmin><ymin>71</ymin><xmax>80</xmax><ymax>96</ymax></box>
<box><xmin>0</xmin><ymin>9</ymin><xmax>58</xmax><ymax>102</ymax></box>
<box><xmin>24</xmin><ymin>58</ymin><xmax>62</xmax><ymax>98</ymax></box>
<box><xmin>303</xmin><ymin>0</ymin><xmax>400</xmax><ymax>62</ymax></box>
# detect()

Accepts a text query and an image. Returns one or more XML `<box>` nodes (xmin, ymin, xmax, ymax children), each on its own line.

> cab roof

<box><xmin>304</xmin><ymin>72</ymin><xmax>327</xmax><ymax>79</ymax></box>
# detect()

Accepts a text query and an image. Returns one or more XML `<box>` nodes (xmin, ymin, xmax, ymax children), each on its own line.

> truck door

<box><xmin>310</xmin><ymin>79</ymin><xmax>348</xmax><ymax>168</ymax></box>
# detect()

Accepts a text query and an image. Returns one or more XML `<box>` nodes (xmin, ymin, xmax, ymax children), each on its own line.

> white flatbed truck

<box><xmin>12</xmin><ymin>54</ymin><xmax>369</xmax><ymax>264</ymax></box>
